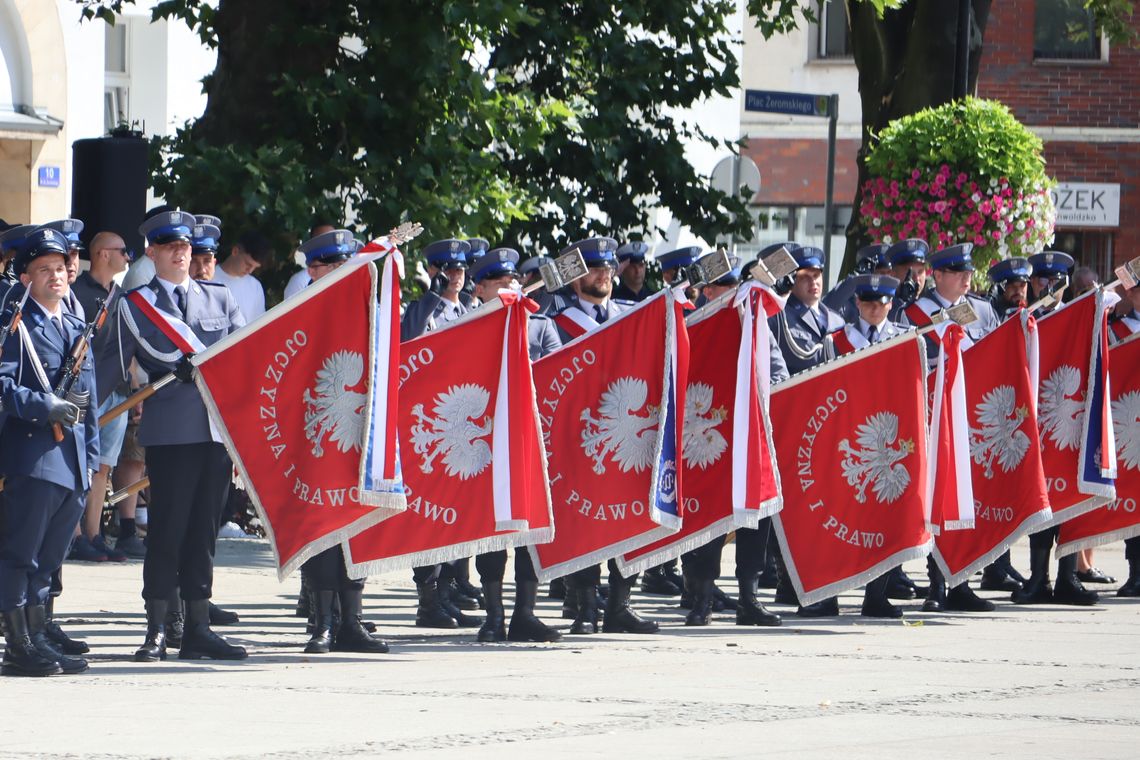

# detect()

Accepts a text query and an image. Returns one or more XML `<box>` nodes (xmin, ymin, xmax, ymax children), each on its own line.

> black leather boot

<box><xmin>135</xmin><ymin>598</ymin><xmax>169</xmax><ymax>662</ymax></box>
<box><xmin>923</xmin><ymin>556</ymin><xmax>947</xmax><ymax>612</ymax></box>
<box><xmin>304</xmin><ymin>590</ymin><xmax>335</xmax><ymax>653</ymax></box>
<box><xmin>1011</xmin><ymin>535</ymin><xmax>1054</xmax><ymax>604</ymax></box>
<box><xmin>641</xmin><ymin>564</ymin><xmax>681</xmax><ymax>596</ymax></box>
<box><xmin>661</xmin><ymin>560</ymin><xmax>685</xmax><ymax>593</ymax></box>
<box><xmin>43</xmin><ymin>597</ymin><xmax>88</xmax><ymax>655</ymax></box>
<box><xmin>711</xmin><ymin>583</ymin><xmax>736</xmax><ymax>612</ymax></box>
<box><xmin>736</xmin><ymin>573</ymin><xmax>782</xmax><ymax>626</ymax></box>
<box><xmin>334</xmin><ymin>588</ymin><xmax>389</xmax><ymax>653</ymax></box>
<box><xmin>773</xmin><ymin>550</ymin><xmax>799</xmax><ymax>605</ymax></box>
<box><xmin>796</xmin><ymin>597</ymin><xmax>839</xmax><ymax>617</ymax></box>
<box><xmin>415</xmin><ymin>579</ymin><xmax>458</xmax><ymax>629</ymax></box>
<box><xmin>295</xmin><ymin>575</ymin><xmax>311</xmax><ymax>618</ymax></box>
<box><xmin>1053</xmin><ymin>554</ymin><xmax>1099</xmax><ymax>606</ymax></box>
<box><xmin>477</xmin><ymin>580</ymin><xmax>506</xmax><ymax>642</ymax></box>
<box><xmin>603</xmin><ymin>575</ymin><xmax>659</xmax><ymax>634</ymax></box>
<box><xmin>980</xmin><ymin>549</ymin><xmax>1022</xmax><ymax>591</ymax></box>
<box><xmin>945</xmin><ymin>582</ymin><xmax>996</xmax><ymax>612</ymax></box>
<box><xmin>179</xmin><ymin>600</ymin><xmax>248</xmax><ymax>660</ymax></box>
<box><xmin>861</xmin><ymin>574</ymin><xmax>903</xmax><ymax>618</ymax></box>
<box><xmin>438</xmin><ymin>580</ymin><xmax>482</xmax><ymax>627</ymax></box>
<box><xmin>209</xmin><ymin>601</ymin><xmax>240</xmax><ymax>626</ymax></box>
<box><xmin>886</xmin><ymin>565</ymin><xmax>926</xmax><ymax>599</ymax></box>
<box><xmin>678</xmin><ymin>564</ymin><xmax>696</xmax><ymax>610</ymax></box>
<box><xmin>685</xmin><ymin>579</ymin><xmax>713</xmax><ymax>626</ymax></box>
<box><xmin>1118</xmin><ymin>541</ymin><xmax>1140</xmax><ymax>597</ymax></box>
<box><xmin>569</xmin><ymin>583</ymin><xmax>599</xmax><ymax>635</ymax></box>
<box><xmin>547</xmin><ymin>577</ymin><xmax>566</xmax><ymax>600</ymax></box>
<box><xmin>1</xmin><ymin>607</ymin><xmax>61</xmax><ymax>677</ymax></box>
<box><xmin>508</xmin><ymin>580</ymin><xmax>562</xmax><ymax>642</ymax></box>
<box><xmin>561</xmin><ymin>585</ymin><xmax>579</xmax><ymax>619</ymax></box>
<box><xmin>452</xmin><ymin>558</ymin><xmax>485</xmax><ymax>609</ymax></box>
<box><xmin>165</xmin><ymin>590</ymin><xmax>184</xmax><ymax>648</ymax></box>
<box><xmin>27</xmin><ymin>605</ymin><xmax>87</xmax><ymax>674</ymax></box>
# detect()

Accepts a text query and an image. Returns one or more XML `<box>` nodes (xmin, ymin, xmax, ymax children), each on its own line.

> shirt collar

<box><xmin>156</xmin><ymin>276</ymin><xmax>191</xmax><ymax>298</ymax></box>
<box><xmin>31</xmin><ymin>296</ymin><xmax>63</xmax><ymax>320</ymax></box>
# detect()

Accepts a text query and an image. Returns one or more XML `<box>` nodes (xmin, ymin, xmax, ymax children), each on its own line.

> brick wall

<box><xmin>741</xmin><ymin>138</ymin><xmax>861</xmax><ymax>206</ymax></box>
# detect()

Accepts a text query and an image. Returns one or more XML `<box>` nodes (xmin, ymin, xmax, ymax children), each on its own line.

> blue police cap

<box><xmin>422</xmin><ymin>238</ymin><xmax>470</xmax><ymax>269</ymax></box>
<box><xmin>139</xmin><ymin>210</ymin><xmax>198</xmax><ymax>246</ymax></box>
<box><xmin>856</xmin><ymin>243</ymin><xmax>891</xmax><ymax>269</ymax></box>
<box><xmin>195</xmin><ymin>214</ymin><xmax>223</xmax><ymax>229</ymax></box>
<box><xmin>191</xmin><ymin>223</ymin><xmax>222</xmax><ymax>254</ymax></box>
<box><xmin>852</xmin><ymin>273</ymin><xmax>900</xmax><ymax>303</ymax></box>
<box><xmin>0</xmin><ymin>224</ymin><xmax>36</xmax><ymax>254</ymax></box>
<box><xmin>656</xmin><ymin>246</ymin><xmax>702</xmax><ymax>273</ymax></box>
<box><xmin>793</xmin><ymin>246</ymin><xmax>825</xmax><ymax>271</ymax></box>
<box><xmin>519</xmin><ymin>255</ymin><xmax>552</xmax><ymax>277</ymax></box>
<box><xmin>300</xmin><ymin>229</ymin><xmax>358</xmax><ymax>265</ymax></box>
<box><xmin>13</xmin><ymin>227</ymin><xmax>70</xmax><ymax>276</ymax></box>
<box><xmin>616</xmin><ymin>241</ymin><xmax>650</xmax><ymax>262</ymax></box>
<box><xmin>470</xmin><ymin>247</ymin><xmax>520</xmax><ymax>283</ymax></box>
<box><xmin>757</xmin><ymin>241</ymin><xmax>800</xmax><ymax>258</ymax></box>
<box><xmin>885</xmin><ymin>238</ymin><xmax>929</xmax><ymax>267</ymax></box>
<box><xmin>559</xmin><ymin>237</ymin><xmax>618</xmax><ymax>267</ymax></box>
<box><xmin>988</xmin><ymin>257</ymin><xmax>1032</xmax><ymax>286</ymax></box>
<box><xmin>712</xmin><ymin>254</ymin><xmax>743</xmax><ymax>286</ymax></box>
<box><xmin>929</xmin><ymin>243</ymin><xmax>974</xmax><ymax>272</ymax></box>
<box><xmin>42</xmin><ymin>219</ymin><xmax>85</xmax><ymax>250</ymax></box>
<box><xmin>1028</xmin><ymin>251</ymin><xmax>1075</xmax><ymax>277</ymax></box>
<box><xmin>465</xmin><ymin>237</ymin><xmax>490</xmax><ymax>264</ymax></box>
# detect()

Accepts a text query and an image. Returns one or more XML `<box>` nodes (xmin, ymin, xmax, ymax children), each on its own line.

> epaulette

<box><xmin>62</xmin><ymin>312</ymin><xmax>86</xmax><ymax>329</ymax></box>
<box><xmin>196</xmin><ymin>279</ymin><xmax>227</xmax><ymax>288</ymax></box>
<box><xmin>612</xmin><ymin>298</ymin><xmax>636</xmax><ymax>307</ymax></box>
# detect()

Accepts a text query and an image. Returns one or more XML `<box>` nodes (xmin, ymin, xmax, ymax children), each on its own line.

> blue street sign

<box><xmin>744</xmin><ymin>89</ymin><xmax>831</xmax><ymax>117</ymax></box>
<box><xmin>38</xmin><ymin>166</ymin><xmax>61</xmax><ymax>188</ymax></box>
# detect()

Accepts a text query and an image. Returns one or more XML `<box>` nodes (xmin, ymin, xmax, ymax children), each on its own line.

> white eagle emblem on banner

<box><xmin>969</xmin><ymin>385</ymin><xmax>1030</xmax><ymax>478</ymax></box>
<box><xmin>838</xmin><ymin>412</ymin><xmax>914</xmax><ymax>504</ymax></box>
<box><xmin>1112</xmin><ymin>390</ymin><xmax>1140</xmax><ymax>472</ymax></box>
<box><xmin>580</xmin><ymin>376</ymin><xmax>659</xmax><ymax>475</ymax></box>
<box><xmin>303</xmin><ymin>351</ymin><xmax>367</xmax><ymax>457</ymax></box>
<box><xmin>683</xmin><ymin>382</ymin><xmax>727</xmax><ymax>470</ymax></box>
<box><xmin>1039</xmin><ymin>365</ymin><xmax>1085</xmax><ymax>451</ymax></box>
<box><xmin>409</xmin><ymin>384</ymin><xmax>493</xmax><ymax>480</ymax></box>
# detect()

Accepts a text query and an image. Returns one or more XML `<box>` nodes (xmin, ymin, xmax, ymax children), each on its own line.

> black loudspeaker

<box><xmin>70</xmin><ymin>132</ymin><xmax>149</xmax><ymax>259</ymax></box>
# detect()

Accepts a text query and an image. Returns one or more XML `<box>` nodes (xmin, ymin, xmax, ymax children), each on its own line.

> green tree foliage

<box><xmin>76</xmin><ymin>0</ymin><xmax>753</xmax><ymax>296</ymax></box>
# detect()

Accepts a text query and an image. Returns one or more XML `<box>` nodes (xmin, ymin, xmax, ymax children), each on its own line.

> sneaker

<box><xmin>217</xmin><ymin>522</ymin><xmax>248</xmax><ymax>539</ymax></box>
<box><xmin>69</xmin><ymin>535</ymin><xmax>108</xmax><ymax>562</ymax></box>
<box><xmin>115</xmin><ymin>534</ymin><xmax>147</xmax><ymax>559</ymax></box>
<box><xmin>92</xmin><ymin>534</ymin><xmax>127</xmax><ymax>562</ymax></box>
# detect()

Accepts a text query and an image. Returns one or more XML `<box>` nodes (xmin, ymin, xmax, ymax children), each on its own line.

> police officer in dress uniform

<box><xmin>550</xmin><ymin>237</ymin><xmax>658</xmax><ymax>634</ymax></box>
<box><xmin>822</xmin><ymin>243</ymin><xmax>891</xmax><ymax>323</ymax></box>
<box><xmin>885</xmin><ymin>239</ymin><xmax>931</xmax><ymax>322</ymax></box>
<box><xmin>1012</xmin><ymin>250</ymin><xmax>1099</xmax><ymax>606</ymax></box>
<box><xmin>40</xmin><ymin>220</ymin><xmax>86</xmax><ymax>322</ymax></box>
<box><xmin>294</xmin><ymin>229</ymin><xmax>390</xmax><ymax>655</ymax></box>
<box><xmin>459</xmin><ymin>237</ymin><xmax>490</xmax><ymax>309</ymax></box>
<box><xmin>519</xmin><ymin>255</ymin><xmax>557</xmax><ymax>314</ymax></box>
<box><xmin>1109</xmin><ymin>281</ymin><xmax>1140</xmax><ymax>597</ymax></box>
<box><xmin>0</xmin><ymin>228</ymin><xmax>99</xmax><ymax>676</ymax></box>
<box><xmin>110</xmin><ymin>210</ymin><xmax>249</xmax><ymax>661</ymax></box>
<box><xmin>402</xmin><ymin>239</ymin><xmax>482</xmax><ymax>630</ymax></box>
<box><xmin>612</xmin><ymin>241</ymin><xmax>653</xmax><ymax>302</ymax></box>
<box><xmin>188</xmin><ymin>217</ymin><xmax>222</xmax><ymax>282</ymax></box>
<box><xmin>678</xmin><ymin>257</ymin><xmax>783</xmax><ymax>627</ymax></box>
<box><xmin>465</xmin><ymin>248</ymin><xmax>563</xmax><ymax>642</ymax></box>
<box><xmin>975</xmin><ymin>258</ymin><xmax>1035</xmax><ymax>593</ymax></box>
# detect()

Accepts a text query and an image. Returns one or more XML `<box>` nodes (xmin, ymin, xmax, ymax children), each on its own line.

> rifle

<box><xmin>52</xmin><ymin>297</ymin><xmax>110</xmax><ymax>442</ymax></box>
<box><xmin>0</xmin><ymin>286</ymin><xmax>31</xmax><ymax>361</ymax></box>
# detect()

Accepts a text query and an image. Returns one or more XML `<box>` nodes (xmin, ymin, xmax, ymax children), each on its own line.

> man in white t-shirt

<box><xmin>211</xmin><ymin>230</ymin><xmax>270</xmax><ymax>321</ymax></box>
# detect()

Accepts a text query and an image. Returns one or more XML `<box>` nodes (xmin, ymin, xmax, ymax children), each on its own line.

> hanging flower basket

<box><xmin>859</xmin><ymin>98</ymin><xmax>1055</xmax><ymax>269</ymax></box>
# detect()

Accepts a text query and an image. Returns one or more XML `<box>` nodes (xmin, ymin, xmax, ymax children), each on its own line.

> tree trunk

<box><xmin>842</xmin><ymin>0</ymin><xmax>992</xmax><ymax>274</ymax></box>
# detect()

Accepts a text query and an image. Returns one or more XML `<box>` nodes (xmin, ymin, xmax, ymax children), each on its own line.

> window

<box><xmin>104</xmin><ymin>21</ymin><xmax>131</xmax><ymax>131</ymax></box>
<box><xmin>1034</xmin><ymin>0</ymin><xmax>1101</xmax><ymax>60</ymax></box>
<box><xmin>817</xmin><ymin>1</ymin><xmax>851</xmax><ymax>59</ymax></box>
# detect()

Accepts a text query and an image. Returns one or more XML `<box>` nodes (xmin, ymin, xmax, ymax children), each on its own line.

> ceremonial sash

<box><xmin>193</xmin><ymin>257</ymin><xmax>404</xmax><ymax>579</ymax></box>
<box><xmin>1035</xmin><ymin>290</ymin><xmax>1115</xmax><ymax>528</ymax></box>
<box><xmin>530</xmin><ymin>290</ymin><xmax>686</xmax><ymax>581</ymax></box>
<box><xmin>829</xmin><ymin>325</ymin><xmax>861</xmax><ymax>357</ymax></box>
<box><xmin>552</xmin><ymin>308</ymin><xmax>599</xmax><ymax>340</ymax></box>
<box><xmin>1057</xmin><ymin>332</ymin><xmax>1140</xmax><ymax>555</ymax></box>
<box><xmin>617</xmin><ymin>284</ymin><xmax>782</xmax><ymax>574</ymax></box>
<box><xmin>126</xmin><ymin>287</ymin><xmax>206</xmax><ymax>355</ymax></box>
<box><xmin>344</xmin><ymin>292</ymin><xmax>553</xmax><ymax>574</ymax></box>
<box><xmin>904</xmin><ymin>302</ymin><xmax>934</xmax><ymax>328</ymax></box>
<box><xmin>932</xmin><ymin>313</ymin><xmax>1051</xmax><ymax>585</ymax></box>
<box><xmin>771</xmin><ymin>337</ymin><xmax>932</xmax><ymax>606</ymax></box>
<box><xmin>1110</xmin><ymin>319</ymin><xmax>1132</xmax><ymax>342</ymax></box>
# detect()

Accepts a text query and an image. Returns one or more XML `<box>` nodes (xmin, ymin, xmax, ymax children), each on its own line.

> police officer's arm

<box><xmin>537</xmin><ymin>317</ymin><xmax>562</xmax><ymax>359</ymax></box>
<box><xmin>0</xmin><ymin>334</ymin><xmax>66</xmax><ymax>426</ymax></box>
<box><xmin>768</xmin><ymin>330</ymin><xmax>790</xmax><ymax>384</ymax></box>
<box><xmin>82</xmin><ymin>360</ymin><xmax>100</xmax><ymax>469</ymax></box>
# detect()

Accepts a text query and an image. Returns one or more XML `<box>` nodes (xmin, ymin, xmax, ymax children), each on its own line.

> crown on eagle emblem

<box><xmin>169</xmin><ymin>212</ymin><xmax>180</xmax><ymax>224</ymax></box>
<box><xmin>870</xmin><ymin>275</ymin><xmax>881</xmax><ymax>286</ymax></box>
<box><xmin>449</xmin><ymin>240</ymin><xmax>460</xmax><ymax>252</ymax></box>
<box><xmin>193</xmin><ymin>225</ymin><xmax>204</xmax><ymax>236</ymax></box>
<box><xmin>335</xmin><ymin>231</ymin><xmax>345</xmax><ymax>244</ymax></box>
<box><xmin>1045</xmin><ymin>253</ymin><xmax>1054</xmax><ymax>264</ymax></box>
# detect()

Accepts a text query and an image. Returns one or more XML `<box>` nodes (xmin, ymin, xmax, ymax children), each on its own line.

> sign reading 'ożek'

<box><xmin>1050</xmin><ymin>182</ymin><xmax>1120</xmax><ymax>228</ymax></box>
<box><xmin>744</xmin><ymin>89</ymin><xmax>831</xmax><ymax>117</ymax></box>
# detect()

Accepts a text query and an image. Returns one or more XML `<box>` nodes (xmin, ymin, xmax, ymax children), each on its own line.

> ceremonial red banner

<box><xmin>617</xmin><ymin>285</ymin><xmax>783</xmax><ymax>575</ymax></box>
<box><xmin>1057</xmin><ymin>333</ymin><xmax>1140</xmax><ymax>555</ymax></box>
<box><xmin>933</xmin><ymin>314</ymin><xmax>1051</xmax><ymax>585</ymax></box>
<box><xmin>771</xmin><ymin>337</ymin><xmax>932</xmax><ymax>606</ymax></box>
<box><xmin>194</xmin><ymin>258</ymin><xmax>405</xmax><ymax>579</ymax></box>
<box><xmin>529</xmin><ymin>290</ymin><xmax>687</xmax><ymax>581</ymax></box>
<box><xmin>926</xmin><ymin>324</ymin><xmax>975</xmax><ymax>533</ymax></box>
<box><xmin>344</xmin><ymin>293</ymin><xmax>553</xmax><ymax>574</ymax></box>
<box><xmin>1036</xmin><ymin>290</ymin><xmax>1115</xmax><ymax>527</ymax></box>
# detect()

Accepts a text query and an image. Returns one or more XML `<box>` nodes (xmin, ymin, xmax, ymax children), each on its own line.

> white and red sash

<box><xmin>829</xmin><ymin>324</ymin><xmax>867</xmax><ymax>357</ymax></box>
<box><xmin>125</xmin><ymin>286</ymin><xmax>207</xmax><ymax>357</ymax></box>
<box><xmin>552</xmin><ymin>306</ymin><xmax>599</xmax><ymax>340</ymax></box>
<box><xmin>926</xmin><ymin>324</ymin><xmax>974</xmax><ymax>532</ymax></box>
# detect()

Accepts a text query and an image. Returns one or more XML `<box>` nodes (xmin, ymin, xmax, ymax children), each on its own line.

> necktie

<box><xmin>867</xmin><ymin>324</ymin><xmax>878</xmax><ymax>344</ymax></box>
<box><xmin>594</xmin><ymin>304</ymin><xmax>608</xmax><ymax>324</ymax></box>
<box><xmin>813</xmin><ymin>308</ymin><xmax>826</xmax><ymax>333</ymax></box>
<box><xmin>173</xmin><ymin>285</ymin><xmax>187</xmax><ymax>317</ymax></box>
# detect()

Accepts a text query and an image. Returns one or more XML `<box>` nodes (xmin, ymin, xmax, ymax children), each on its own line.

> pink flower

<box><xmin>912</xmin><ymin>169</ymin><xmax>921</xmax><ymax>180</ymax></box>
